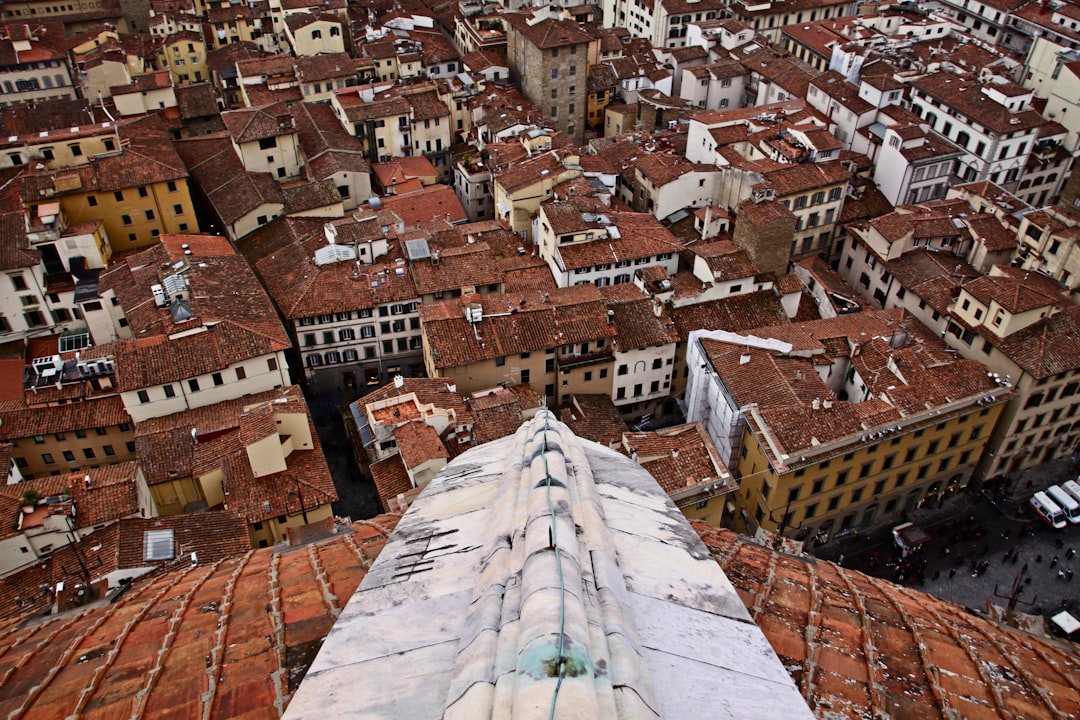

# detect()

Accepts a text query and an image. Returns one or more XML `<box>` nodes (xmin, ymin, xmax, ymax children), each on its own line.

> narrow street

<box><xmin>307</xmin><ymin>390</ymin><xmax>382</xmax><ymax>521</ymax></box>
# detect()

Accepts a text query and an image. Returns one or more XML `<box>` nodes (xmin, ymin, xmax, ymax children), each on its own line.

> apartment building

<box><xmin>0</xmin><ymin>391</ymin><xmax>135</xmax><ymax>479</ymax></box>
<box><xmin>602</xmin><ymin>283</ymin><xmax>680</xmax><ymax>420</ymax></box>
<box><xmin>351</xmin><ymin>377</ymin><xmax>476</xmax><ymax>512</ymax></box>
<box><xmin>620</xmin><ymin>423</ymin><xmax>736</xmax><ymax>526</ymax></box>
<box><xmin>0</xmin><ymin>22</ymin><xmax>76</xmax><ymax>107</ymax></box>
<box><xmin>18</xmin><ymin>115</ymin><xmax>198</xmax><ymax>254</ymax></box>
<box><xmin>910</xmin><ymin>72</ymin><xmax>1048</xmax><ymax>194</ymax></box>
<box><xmin>493</xmin><ymin>148</ymin><xmax>582</xmax><ymax>241</ymax></box>
<box><xmin>873</xmin><ymin>122</ymin><xmax>964</xmax><ymax>207</ymax></box>
<box><xmin>535</xmin><ymin>199</ymin><xmax>680</xmax><ymax>288</ymax></box>
<box><xmin>237</xmin><ymin>213</ymin><xmax>431</xmax><ymax>395</ymax></box>
<box><xmin>172</xmin><ymin>134</ymin><xmax>284</xmax><ymax>242</ymax></box>
<box><xmin>762</xmin><ymin>162</ymin><xmax>850</xmax><ymax>262</ymax></box>
<box><xmin>134</xmin><ymin>386</ymin><xmax>337</xmax><ymax>548</ymax></box>
<box><xmin>608</xmin><ymin>0</ymin><xmax>725</xmax><ymax>48</ymax></box>
<box><xmin>290</xmin><ymin>101</ymin><xmax>371</xmax><ymax>211</ymax></box>
<box><xmin>283</xmin><ymin>12</ymin><xmax>345</xmax><ymax>56</ymax></box>
<box><xmin>155</xmin><ymin>30</ymin><xmax>208</xmax><ymax>85</ymax></box>
<box><xmin>1014</xmin><ymin>203</ymin><xmax>1080</xmax><ymax>289</ymax></box>
<box><xmin>221</xmin><ymin>102</ymin><xmax>303</xmax><ymax>180</ymax></box>
<box><xmin>0</xmin><ymin>463</ymin><xmax>153</xmax><ymax>577</ymax></box>
<box><xmin>331</xmin><ymin>90</ymin><xmax>413</xmax><ymax>164</ymax></box>
<box><xmin>93</xmin><ymin>234</ymin><xmax>292</xmax><ymax>423</ymax></box>
<box><xmin>725</xmin><ymin>0</ymin><xmax>854</xmax><ymax>43</ymax></box>
<box><xmin>946</xmin><ymin>266</ymin><xmax>1080</xmax><ymax>477</ymax></box>
<box><xmin>685</xmin><ymin>311</ymin><xmax>1009</xmax><ymax>544</ymax></box>
<box><xmin>420</xmin><ymin>285</ymin><xmax>617</xmax><ymax>402</ymax></box>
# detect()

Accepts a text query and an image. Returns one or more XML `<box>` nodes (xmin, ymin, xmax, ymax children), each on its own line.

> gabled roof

<box><xmin>173</xmin><ymin>134</ymin><xmax>284</xmax><ymax>226</ymax></box>
<box><xmin>221</xmin><ymin>102</ymin><xmax>296</xmax><ymax>144</ymax></box>
<box><xmin>420</xmin><ymin>285</ymin><xmax>617</xmax><ymax>369</ymax></box>
<box><xmin>505</xmin><ymin>13</ymin><xmax>594</xmax><ymax>49</ymax></box>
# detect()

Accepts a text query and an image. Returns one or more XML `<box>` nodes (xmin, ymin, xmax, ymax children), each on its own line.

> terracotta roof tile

<box><xmin>173</xmin><ymin>134</ymin><xmax>284</xmax><ymax>225</ymax></box>
<box><xmin>694</xmin><ymin>524</ymin><xmax>1080</xmax><ymax>720</ymax></box>
<box><xmin>0</xmin><ymin>393</ymin><xmax>130</xmax><ymax>440</ymax></box>
<box><xmin>621</xmin><ymin>422</ymin><xmax>733</xmax><ymax>496</ymax></box>
<box><xmin>393</xmin><ymin>421</ymin><xmax>448</xmax><ymax>470</ymax></box>
<box><xmin>557</xmin><ymin>394</ymin><xmax>627</xmax><ymax>447</ymax></box>
<box><xmin>505</xmin><ymin>13</ymin><xmax>594</xmax><ymax>49</ymax></box>
<box><xmin>0</xmin><ymin>514</ymin><xmax>400</xmax><ymax>711</ymax></box>
<box><xmin>371</xmin><ymin>454</ymin><xmax>413</xmax><ymax>511</ymax></box>
<box><xmin>599</xmin><ymin>284</ymin><xmax>680</xmax><ymax>351</ymax></box>
<box><xmin>913</xmin><ymin>72</ymin><xmax>1045</xmax><ymax>135</ymax></box>
<box><xmin>378</xmin><ymin>185</ymin><xmax>467</xmax><ymax>229</ymax></box>
<box><xmin>671</xmin><ymin>290</ymin><xmax>790</xmax><ymax>339</ymax></box>
<box><xmin>420</xmin><ymin>286</ymin><xmax>617</xmax><ymax>369</ymax></box>
<box><xmin>5</xmin><ymin>507</ymin><xmax>1075</xmax><ymax>718</ymax></box>
<box><xmin>98</xmin><ymin>239</ymin><xmax>289</xmax><ymax>390</ymax></box>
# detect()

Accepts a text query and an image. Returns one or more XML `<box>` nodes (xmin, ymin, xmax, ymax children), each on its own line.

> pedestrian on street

<box><xmin>949</xmin><ymin>568</ymin><xmax>957</xmax><ymax>578</ymax></box>
<box><xmin>1052</xmin><ymin>556</ymin><xmax>1059</xmax><ymax>568</ymax></box>
<box><xmin>1068</xmin><ymin>548</ymin><xmax>1076</xmax><ymax>559</ymax></box>
<box><xmin>1037</xmin><ymin>554</ymin><xmax>1044</xmax><ymax>563</ymax></box>
<box><xmin>1068</xmin><ymin>568</ymin><xmax>1075</xmax><ymax>581</ymax></box>
<box><xmin>1012</xmin><ymin>550</ymin><xmax>1020</xmax><ymax>563</ymax></box>
<box><xmin>1055</xmin><ymin>538</ymin><xmax>1065</xmax><ymax>549</ymax></box>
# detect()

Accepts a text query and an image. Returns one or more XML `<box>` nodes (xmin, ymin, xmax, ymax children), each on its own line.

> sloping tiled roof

<box><xmin>377</xmin><ymin>185</ymin><xmax>467</xmax><ymax>228</ymax></box>
<box><xmin>671</xmin><ymin>290</ymin><xmax>790</xmax><ymax>339</ymax></box>
<box><xmin>694</xmin><ymin>524</ymin><xmax>1080</xmax><ymax>720</ymax></box>
<box><xmin>992</xmin><ymin>302</ymin><xmax>1080</xmax><ymax>379</ymax></box>
<box><xmin>99</xmin><ymin>238</ymin><xmax>290</xmax><ymax>390</ymax></box>
<box><xmin>221</xmin><ymin>102</ymin><xmax>295</xmax><ymax>143</ymax></box>
<box><xmin>173</xmin><ymin>134</ymin><xmax>284</xmax><ymax>226</ymax></box>
<box><xmin>621</xmin><ymin>423</ymin><xmax>732</xmax><ymax>496</ymax></box>
<box><xmin>2</xmin><ymin>496</ymin><xmax>1075</xmax><ymax>718</ymax></box>
<box><xmin>420</xmin><ymin>285</ymin><xmax>617</xmax><ymax>369</ymax></box>
<box><xmin>557</xmin><ymin>393</ymin><xmax>627</xmax><ymax>447</ymax></box>
<box><xmin>600</xmin><ymin>283</ymin><xmax>679</xmax><ymax>351</ymax></box>
<box><xmin>0</xmin><ymin>515</ymin><xmax>401</xmax><ymax>713</ymax></box>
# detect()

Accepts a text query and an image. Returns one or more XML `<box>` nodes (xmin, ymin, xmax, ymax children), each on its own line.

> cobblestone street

<box><xmin>815</xmin><ymin>457</ymin><xmax>1080</xmax><ymax>622</ymax></box>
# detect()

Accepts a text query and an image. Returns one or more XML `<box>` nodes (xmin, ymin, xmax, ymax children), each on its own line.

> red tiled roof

<box><xmin>420</xmin><ymin>285</ymin><xmax>617</xmax><ymax>369</ymax></box>
<box><xmin>378</xmin><ymin>185</ymin><xmax>467</xmax><ymax>229</ymax></box>
<box><xmin>1</xmin><ymin>512</ymin><xmax>1072</xmax><ymax>718</ymax></box>
<box><xmin>0</xmin><ymin>513</ymin><xmax>401</xmax><ymax>710</ymax></box>
<box><xmin>557</xmin><ymin>394</ymin><xmax>627</xmax><ymax>447</ymax></box>
<box><xmin>621</xmin><ymin>423</ymin><xmax>732</xmax><ymax>496</ymax></box>
<box><xmin>600</xmin><ymin>284</ymin><xmax>679</xmax><ymax>351</ymax></box>
<box><xmin>99</xmin><ymin>239</ymin><xmax>290</xmax><ymax>390</ymax></box>
<box><xmin>694</xmin><ymin>524</ymin><xmax>1080</xmax><ymax>720</ymax></box>
<box><xmin>393</xmin><ymin>421</ymin><xmax>448</xmax><ymax>470</ymax></box>
<box><xmin>371</xmin><ymin>455</ymin><xmax>413</xmax><ymax>511</ymax></box>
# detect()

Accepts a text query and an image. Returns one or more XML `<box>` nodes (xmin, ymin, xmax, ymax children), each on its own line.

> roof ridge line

<box><xmin>267</xmin><ymin>550</ymin><xmax>289</xmax><ymax>715</ymax></box>
<box><xmin>901</xmin><ymin>584</ymin><xmax>1067</xmax><ymax>718</ymax></box>
<box><xmin>202</xmin><ymin>549</ymin><xmax>256</xmax><ymax>718</ymax></box>
<box><xmin>832</xmin><ymin>566</ymin><xmax>889</xmax><ymax>714</ymax></box>
<box><xmin>129</xmin><ymin>563</ymin><xmax>221</xmax><ymax>719</ymax></box>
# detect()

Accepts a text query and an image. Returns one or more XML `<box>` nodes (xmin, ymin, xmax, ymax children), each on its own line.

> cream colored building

<box><xmin>493</xmin><ymin>149</ymin><xmax>582</xmax><ymax>241</ymax></box>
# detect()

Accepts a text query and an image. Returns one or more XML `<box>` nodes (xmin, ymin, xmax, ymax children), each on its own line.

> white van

<box><xmin>1030</xmin><ymin>491</ymin><xmax>1068</xmax><ymax>529</ymax></box>
<box><xmin>1061</xmin><ymin>479</ymin><xmax>1080</xmax><ymax>506</ymax></box>
<box><xmin>1047</xmin><ymin>485</ymin><xmax>1080</xmax><ymax>524</ymax></box>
